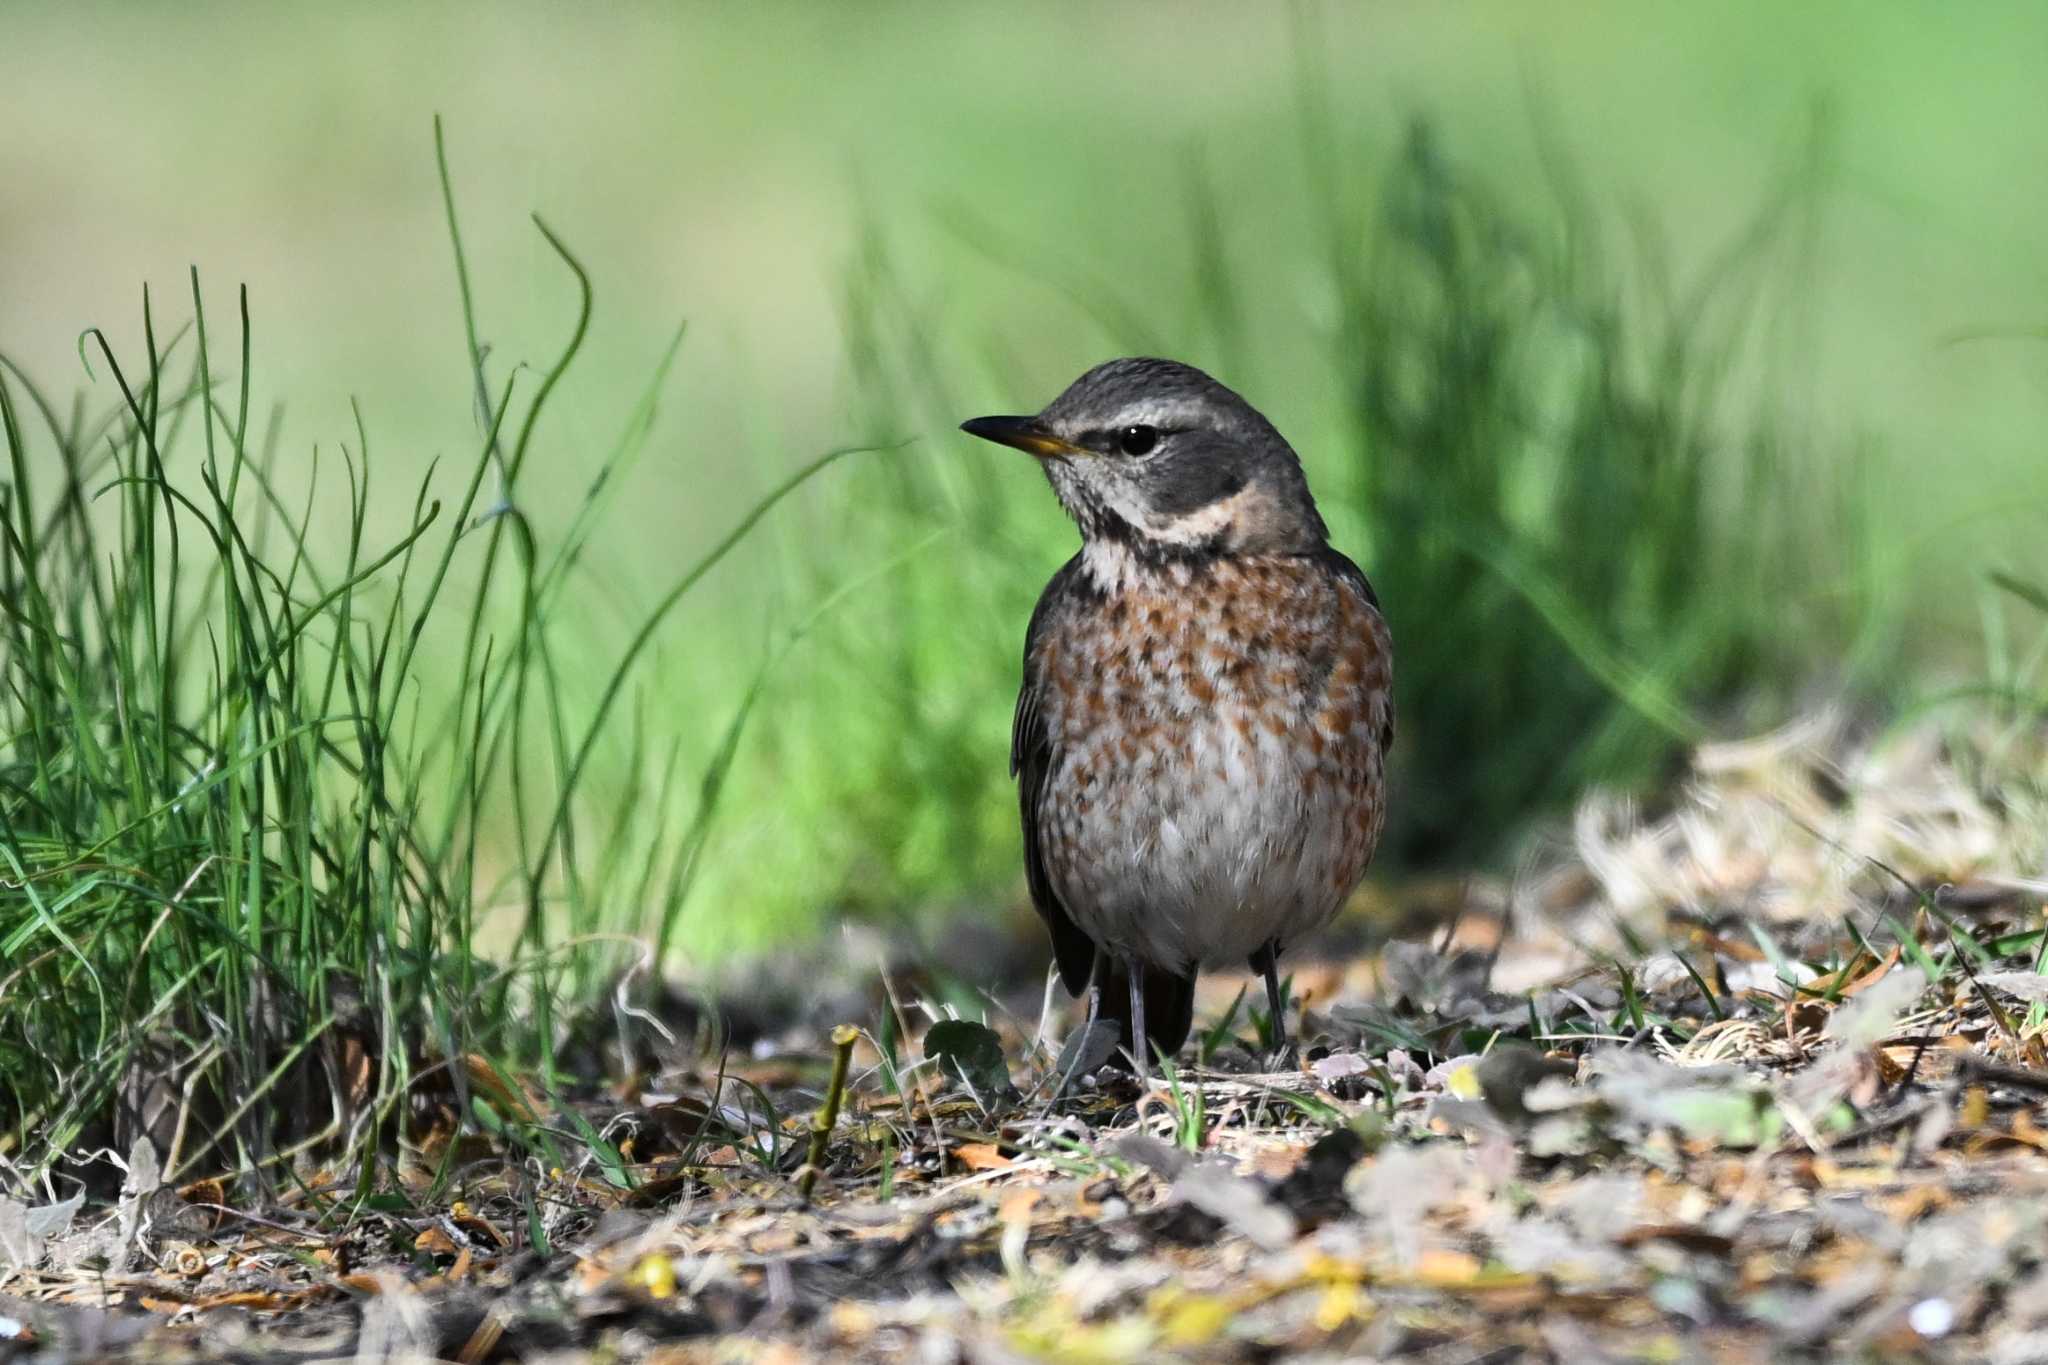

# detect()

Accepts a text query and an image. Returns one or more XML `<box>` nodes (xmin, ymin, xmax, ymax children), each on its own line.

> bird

<box><xmin>962</xmin><ymin>358</ymin><xmax>1393</xmax><ymax>1078</ymax></box>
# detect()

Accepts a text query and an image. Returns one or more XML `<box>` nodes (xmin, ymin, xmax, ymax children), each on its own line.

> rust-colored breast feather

<box><xmin>1016</xmin><ymin>546</ymin><xmax>1392</xmax><ymax>975</ymax></box>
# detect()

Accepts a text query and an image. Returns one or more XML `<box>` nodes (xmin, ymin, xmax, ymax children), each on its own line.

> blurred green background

<box><xmin>5</xmin><ymin>1</ymin><xmax>2046</xmax><ymax>967</ymax></box>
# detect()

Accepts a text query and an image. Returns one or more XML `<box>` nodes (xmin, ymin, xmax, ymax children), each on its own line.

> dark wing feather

<box><xmin>1012</xmin><ymin>555</ymin><xmax>1101</xmax><ymax>997</ymax></box>
<box><xmin>1314</xmin><ymin>544</ymin><xmax>1394</xmax><ymax>751</ymax></box>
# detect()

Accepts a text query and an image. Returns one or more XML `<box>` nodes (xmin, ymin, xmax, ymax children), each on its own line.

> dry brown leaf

<box><xmin>462</xmin><ymin>1054</ymin><xmax>541</xmax><ymax>1125</ymax></box>
<box><xmin>1809</xmin><ymin>1160</ymin><xmax>1894</xmax><ymax>1189</ymax></box>
<box><xmin>998</xmin><ymin>1187</ymin><xmax>1042</xmax><ymax>1224</ymax></box>
<box><xmin>1874</xmin><ymin>1186</ymin><xmax>1951</xmax><ymax>1221</ymax></box>
<box><xmin>2007</xmin><ymin>1109</ymin><xmax>2048</xmax><ymax>1151</ymax></box>
<box><xmin>449</xmin><ymin>1201</ymin><xmax>507</xmax><ymax>1249</ymax></box>
<box><xmin>196</xmin><ymin>1290</ymin><xmax>296</xmax><ymax>1311</ymax></box>
<box><xmin>454</xmin><ymin>1308</ymin><xmax>504</xmax><ymax>1365</ymax></box>
<box><xmin>1839</xmin><ymin>946</ymin><xmax>1905</xmax><ymax>998</ymax></box>
<box><xmin>174</xmin><ymin>1178</ymin><xmax>227</xmax><ymax>1231</ymax></box>
<box><xmin>1614</xmin><ymin>1223</ymin><xmax>1735</xmax><ymax>1255</ymax></box>
<box><xmin>1695</xmin><ymin>930</ymin><xmax>1768</xmax><ymax>963</ymax></box>
<box><xmin>415</xmin><ymin>1225</ymin><xmax>460</xmax><ymax>1256</ymax></box>
<box><xmin>952</xmin><ymin>1142</ymin><xmax>1012</xmax><ymax>1172</ymax></box>
<box><xmin>1412</xmin><ymin>1248</ymin><xmax>1483</xmax><ymax>1286</ymax></box>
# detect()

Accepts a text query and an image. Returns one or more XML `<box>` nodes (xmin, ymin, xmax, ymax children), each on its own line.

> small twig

<box><xmin>798</xmin><ymin>1025</ymin><xmax>860</xmax><ymax>1204</ymax></box>
<box><xmin>1433</xmin><ymin>878</ymin><xmax>1468</xmax><ymax>956</ymax></box>
<box><xmin>876</xmin><ymin>966</ymin><xmax>947</xmax><ymax>1155</ymax></box>
<box><xmin>1830</xmin><ymin>1091</ymin><xmax>1942</xmax><ymax>1148</ymax></box>
<box><xmin>1956</xmin><ymin>1052</ymin><xmax>2048</xmax><ymax>1097</ymax></box>
<box><xmin>1482</xmin><ymin>886</ymin><xmax>1513</xmax><ymax>994</ymax></box>
<box><xmin>1888</xmin><ymin>1030</ymin><xmax>1937</xmax><ymax>1102</ymax></box>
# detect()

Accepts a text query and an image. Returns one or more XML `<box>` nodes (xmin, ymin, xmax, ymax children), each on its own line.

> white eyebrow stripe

<box><xmin>1101</xmin><ymin>398</ymin><xmax>1210</xmax><ymax>432</ymax></box>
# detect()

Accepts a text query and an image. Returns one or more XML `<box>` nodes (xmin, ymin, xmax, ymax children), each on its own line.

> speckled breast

<box><xmin>1028</xmin><ymin>547</ymin><xmax>1392</xmax><ymax>971</ymax></box>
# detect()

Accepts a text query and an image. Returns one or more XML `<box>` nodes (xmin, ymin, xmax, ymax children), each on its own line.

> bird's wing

<box><xmin>1012</xmin><ymin>555</ymin><xmax>1101</xmax><ymax>997</ymax></box>
<box><xmin>1315</xmin><ymin>544</ymin><xmax>1394</xmax><ymax>752</ymax></box>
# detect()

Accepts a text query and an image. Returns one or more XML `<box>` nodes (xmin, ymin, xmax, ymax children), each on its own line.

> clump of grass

<box><xmin>0</xmin><ymin>273</ymin><xmax>480</xmax><ymax>1182</ymax></box>
<box><xmin>1332</xmin><ymin>116</ymin><xmax>1869</xmax><ymax>863</ymax></box>
<box><xmin>0</xmin><ymin>126</ymin><xmax>865</xmax><ymax>1186</ymax></box>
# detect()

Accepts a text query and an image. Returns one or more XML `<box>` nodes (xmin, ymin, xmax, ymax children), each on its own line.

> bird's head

<box><xmin>961</xmin><ymin>358</ymin><xmax>1327</xmax><ymax>557</ymax></box>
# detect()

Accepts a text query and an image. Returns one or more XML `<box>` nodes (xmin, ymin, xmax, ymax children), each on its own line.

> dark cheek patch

<box><xmin>1145</xmin><ymin>446</ymin><xmax>1249</xmax><ymax>518</ymax></box>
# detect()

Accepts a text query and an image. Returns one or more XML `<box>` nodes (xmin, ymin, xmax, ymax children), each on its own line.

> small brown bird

<box><xmin>963</xmin><ymin>358</ymin><xmax>1393</xmax><ymax>1073</ymax></box>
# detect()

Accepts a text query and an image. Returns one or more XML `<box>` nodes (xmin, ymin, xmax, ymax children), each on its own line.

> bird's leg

<box><xmin>1126</xmin><ymin>959</ymin><xmax>1151</xmax><ymax>1087</ymax></box>
<box><xmin>1054</xmin><ymin>950</ymin><xmax>1110</xmax><ymax>1096</ymax></box>
<box><xmin>1251</xmin><ymin>940</ymin><xmax>1295</xmax><ymax>1068</ymax></box>
<box><xmin>1082</xmin><ymin>948</ymin><xmax>1107</xmax><ymax>1032</ymax></box>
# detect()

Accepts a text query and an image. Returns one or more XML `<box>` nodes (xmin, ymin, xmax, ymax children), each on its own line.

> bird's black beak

<box><xmin>960</xmin><ymin>414</ymin><xmax>1081</xmax><ymax>460</ymax></box>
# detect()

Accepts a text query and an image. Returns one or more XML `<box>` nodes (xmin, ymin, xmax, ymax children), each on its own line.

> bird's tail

<box><xmin>1098</xmin><ymin>961</ymin><xmax>1196</xmax><ymax>1066</ymax></box>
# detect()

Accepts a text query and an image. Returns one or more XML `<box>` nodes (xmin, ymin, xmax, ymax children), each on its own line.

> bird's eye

<box><xmin>1117</xmin><ymin>424</ymin><xmax>1159</xmax><ymax>456</ymax></box>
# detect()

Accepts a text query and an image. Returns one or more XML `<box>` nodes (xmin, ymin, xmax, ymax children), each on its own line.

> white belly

<box><xmin>1052</xmin><ymin>716</ymin><xmax>1368</xmax><ymax>969</ymax></box>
